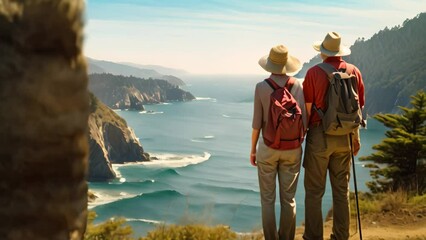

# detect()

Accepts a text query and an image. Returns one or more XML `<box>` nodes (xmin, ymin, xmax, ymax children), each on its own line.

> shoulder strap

<box><xmin>317</xmin><ymin>62</ymin><xmax>337</xmax><ymax>76</ymax></box>
<box><xmin>285</xmin><ymin>77</ymin><xmax>296</xmax><ymax>92</ymax></box>
<box><xmin>264</xmin><ymin>78</ymin><xmax>280</xmax><ymax>90</ymax></box>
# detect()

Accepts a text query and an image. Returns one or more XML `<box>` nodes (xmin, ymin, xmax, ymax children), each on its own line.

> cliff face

<box><xmin>88</xmin><ymin>93</ymin><xmax>149</xmax><ymax>181</ymax></box>
<box><xmin>88</xmin><ymin>73</ymin><xmax>195</xmax><ymax>110</ymax></box>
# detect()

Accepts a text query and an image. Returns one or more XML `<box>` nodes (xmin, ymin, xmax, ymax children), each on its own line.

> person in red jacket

<box><xmin>302</xmin><ymin>32</ymin><xmax>365</xmax><ymax>240</ymax></box>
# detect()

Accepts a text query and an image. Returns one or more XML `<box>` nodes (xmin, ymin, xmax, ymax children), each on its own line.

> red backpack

<box><xmin>263</xmin><ymin>78</ymin><xmax>304</xmax><ymax>150</ymax></box>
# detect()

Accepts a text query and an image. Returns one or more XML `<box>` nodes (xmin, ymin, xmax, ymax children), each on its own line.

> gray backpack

<box><xmin>314</xmin><ymin>62</ymin><xmax>362</xmax><ymax>135</ymax></box>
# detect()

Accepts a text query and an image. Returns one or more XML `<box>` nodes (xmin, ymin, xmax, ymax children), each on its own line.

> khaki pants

<box><xmin>257</xmin><ymin>141</ymin><xmax>302</xmax><ymax>240</ymax></box>
<box><xmin>303</xmin><ymin>125</ymin><xmax>352</xmax><ymax>240</ymax></box>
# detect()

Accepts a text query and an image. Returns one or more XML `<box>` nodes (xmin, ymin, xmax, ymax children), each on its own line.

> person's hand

<box><xmin>250</xmin><ymin>153</ymin><xmax>257</xmax><ymax>166</ymax></box>
<box><xmin>353</xmin><ymin>138</ymin><xmax>361</xmax><ymax>156</ymax></box>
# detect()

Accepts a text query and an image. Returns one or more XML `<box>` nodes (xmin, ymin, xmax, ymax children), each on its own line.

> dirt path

<box><xmin>294</xmin><ymin>215</ymin><xmax>426</xmax><ymax>240</ymax></box>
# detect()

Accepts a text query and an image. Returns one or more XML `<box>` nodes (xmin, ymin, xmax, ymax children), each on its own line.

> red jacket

<box><xmin>303</xmin><ymin>57</ymin><xmax>365</xmax><ymax>126</ymax></box>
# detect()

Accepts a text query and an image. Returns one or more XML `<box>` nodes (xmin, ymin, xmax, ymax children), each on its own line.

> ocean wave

<box><xmin>138</xmin><ymin>152</ymin><xmax>211</xmax><ymax>168</ymax></box>
<box><xmin>190</xmin><ymin>136</ymin><xmax>215</xmax><ymax>143</ymax></box>
<box><xmin>193</xmin><ymin>183</ymin><xmax>259</xmax><ymax>195</ymax></box>
<box><xmin>154</xmin><ymin>168</ymin><xmax>181</xmax><ymax>177</ymax></box>
<box><xmin>139</xmin><ymin>110</ymin><xmax>164</xmax><ymax>115</ymax></box>
<box><xmin>90</xmin><ymin>189</ymin><xmax>184</xmax><ymax>209</ymax></box>
<box><xmin>88</xmin><ymin>191</ymin><xmax>138</xmax><ymax>209</ymax></box>
<box><xmin>139</xmin><ymin>189</ymin><xmax>184</xmax><ymax>199</ymax></box>
<box><xmin>222</xmin><ymin>114</ymin><xmax>231</xmax><ymax>118</ymax></box>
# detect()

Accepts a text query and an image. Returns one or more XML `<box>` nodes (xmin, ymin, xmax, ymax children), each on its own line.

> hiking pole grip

<box><xmin>350</xmin><ymin>133</ymin><xmax>363</xmax><ymax>240</ymax></box>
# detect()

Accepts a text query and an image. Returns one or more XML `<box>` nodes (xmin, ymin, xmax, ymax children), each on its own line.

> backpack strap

<box><xmin>314</xmin><ymin>63</ymin><xmax>338</xmax><ymax>120</ymax></box>
<box><xmin>264</xmin><ymin>78</ymin><xmax>280</xmax><ymax>90</ymax></box>
<box><xmin>318</xmin><ymin>62</ymin><xmax>356</xmax><ymax>75</ymax></box>
<box><xmin>265</xmin><ymin>77</ymin><xmax>295</xmax><ymax>91</ymax></box>
<box><xmin>317</xmin><ymin>62</ymin><xmax>337</xmax><ymax>78</ymax></box>
<box><xmin>285</xmin><ymin>77</ymin><xmax>296</xmax><ymax>92</ymax></box>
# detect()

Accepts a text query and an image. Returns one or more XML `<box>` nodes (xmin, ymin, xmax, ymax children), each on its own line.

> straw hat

<box><xmin>313</xmin><ymin>32</ymin><xmax>351</xmax><ymax>56</ymax></box>
<box><xmin>258</xmin><ymin>45</ymin><xmax>301</xmax><ymax>76</ymax></box>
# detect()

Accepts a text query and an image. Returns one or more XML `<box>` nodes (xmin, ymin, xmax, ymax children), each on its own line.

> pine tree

<box><xmin>360</xmin><ymin>90</ymin><xmax>426</xmax><ymax>194</ymax></box>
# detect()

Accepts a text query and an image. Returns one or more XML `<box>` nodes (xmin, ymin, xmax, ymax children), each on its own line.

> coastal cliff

<box><xmin>88</xmin><ymin>93</ymin><xmax>149</xmax><ymax>181</ymax></box>
<box><xmin>89</xmin><ymin>73</ymin><xmax>195</xmax><ymax>110</ymax></box>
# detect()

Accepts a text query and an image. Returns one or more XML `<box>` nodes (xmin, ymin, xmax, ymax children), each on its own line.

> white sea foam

<box><xmin>139</xmin><ymin>111</ymin><xmax>164</xmax><ymax>115</ymax></box>
<box><xmin>195</xmin><ymin>97</ymin><xmax>217</xmax><ymax>102</ymax></box>
<box><xmin>130</xmin><ymin>152</ymin><xmax>211</xmax><ymax>168</ymax></box>
<box><xmin>125</xmin><ymin>218</ymin><xmax>164</xmax><ymax>225</ymax></box>
<box><xmin>88</xmin><ymin>191</ymin><xmax>139</xmax><ymax>209</ymax></box>
<box><xmin>222</xmin><ymin>114</ymin><xmax>231</xmax><ymax>118</ymax></box>
<box><xmin>190</xmin><ymin>135</ymin><xmax>215</xmax><ymax>142</ymax></box>
<box><xmin>112</xmin><ymin>164</ymin><xmax>122</xmax><ymax>178</ymax></box>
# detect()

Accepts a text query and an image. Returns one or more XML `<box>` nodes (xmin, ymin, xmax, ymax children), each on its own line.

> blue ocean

<box><xmin>88</xmin><ymin>75</ymin><xmax>387</xmax><ymax>237</ymax></box>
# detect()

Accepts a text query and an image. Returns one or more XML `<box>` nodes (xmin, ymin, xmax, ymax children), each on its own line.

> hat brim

<box><xmin>258</xmin><ymin>54</ymin><xmax>302</xmax><ymax>76</ymax></box>
<box><xmin>313</xmin><ymin>41</ymin><xmax>351</xmax><ymax>57</ymax></box>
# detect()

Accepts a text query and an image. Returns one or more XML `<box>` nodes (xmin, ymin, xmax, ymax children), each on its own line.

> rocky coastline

<box><xmin>88</xmin><ymin>93</ymin><xmax>150</xmax><ymax>181</ymax></box>
<box><xmin>89</xmin><ymin>73</ymin><xmax>195</xmax><ymax>111</ymax></box>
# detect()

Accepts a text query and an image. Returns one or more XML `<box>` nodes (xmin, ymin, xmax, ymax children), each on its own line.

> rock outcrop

<box><xmin>0</xmin><ymin>0</ymin><xmax>88</xmax><ymax>239</ymax></box>
<box><xmin>88</xmin><ymin>93</ymin><xmax>149</xmax><ymax>181</ymax></box>
<box><xmin>89</xmin><ymin>73</ymin><xmax>195</xmax><ymax>110</ymax></box>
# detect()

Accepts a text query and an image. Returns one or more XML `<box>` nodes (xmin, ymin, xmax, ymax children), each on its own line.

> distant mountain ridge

<box><xmin>120</xmin><ymin>62</ymin><xmax>189</xmax><ymax>76</ymax></box>
<box><xmin>297</xmin><ymin>12</ymin><xmax>426</xmax><ymax>114</ymax></box>
<box><xmin>87</xmin><ymin>58</ymin><xmax>186</xmax><ymax>86</ymax></box>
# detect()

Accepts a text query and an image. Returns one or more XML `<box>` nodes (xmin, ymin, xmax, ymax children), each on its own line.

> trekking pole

<box><xmin>350</xmin><ymin>133</ymin><xmax>363</xmax><ymax>240</ymax></box>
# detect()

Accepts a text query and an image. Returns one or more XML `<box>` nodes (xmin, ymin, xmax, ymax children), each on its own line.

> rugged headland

<box><xmin>88</xmin><ymin>93</ymin><xmax>150</xmax><ymax>181</ymax></box>
<box><xmin>88</xmin><ymin>73</ymin><xmax>195</xmax><ymax>110</ymax></box>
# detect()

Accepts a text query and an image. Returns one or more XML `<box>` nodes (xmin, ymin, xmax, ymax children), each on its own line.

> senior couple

<box><xmin>250</xmin><ymin>32</ymin><xmax>365</xmax><ymax>240</ymax></box>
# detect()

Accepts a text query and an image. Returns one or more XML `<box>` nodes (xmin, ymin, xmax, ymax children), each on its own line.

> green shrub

<box><xmin>140</xmin><ymin>224</ymin><xmax>237</xmax><ymax>240</ymax></box>
<box><xmin>84</xmin><ymin>211</ymin><xmax>134</xmax><ymax>240</ymax></box>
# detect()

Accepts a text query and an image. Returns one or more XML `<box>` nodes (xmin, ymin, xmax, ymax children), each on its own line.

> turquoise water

<box><xmin>88</xmin><ymin>75</ymin><xmax>387</xmax><ymax>237</ymax></box>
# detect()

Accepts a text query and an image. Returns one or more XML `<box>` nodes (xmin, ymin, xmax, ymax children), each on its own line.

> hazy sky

<box><xmin>84</xmin><ymin>0</ymin><xmax>426</xmax><ymax>74</ymax></box>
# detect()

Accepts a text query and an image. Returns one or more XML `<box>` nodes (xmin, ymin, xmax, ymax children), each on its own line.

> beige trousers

<box><xmin>303</xmin><ymin>125</ymin><xmax>352</xmax><ymax>240</ymax></box>
<box><xmin>257</xmin><ymin>141</ymin><xmax>302</xmax><ymax>240</ymax></box>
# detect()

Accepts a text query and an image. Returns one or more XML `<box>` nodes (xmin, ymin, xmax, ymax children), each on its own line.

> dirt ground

<box><xmin>294</xmin><ymin>208</ymin><xmax>426</xmax><ymax>240</ymax></box>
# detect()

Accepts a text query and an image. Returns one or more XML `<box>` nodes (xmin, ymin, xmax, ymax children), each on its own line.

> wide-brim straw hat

<box><xmin>258</xmin><ymin>45</ymin><xmax>302</xmax><ymax>76</ymax></box>
<box><xmin>313</xmin><ymin>32</ymin><xmax>351</xmax><ymax>56</ymax></box>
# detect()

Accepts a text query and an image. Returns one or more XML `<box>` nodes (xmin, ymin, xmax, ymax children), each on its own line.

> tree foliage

<box><xmin>345</xmin><ymin>13</ymin><xmax>426</xmax><ymax>114</ymax></box>
<box><xmin>360</xmin><ymin>90</ymin><xmax>426</xmax><ymax>194</ymax></box>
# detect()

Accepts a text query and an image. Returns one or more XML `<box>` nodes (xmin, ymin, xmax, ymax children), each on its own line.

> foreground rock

<box><xmin>88</xmin><ymin>93</ymin><xmax>149</xmax><ymax>181</ymax></box>
<box><xmin>0</xmin><ymin>0</ymin><xmax>88</xmax><ymax>239</ymax></box>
